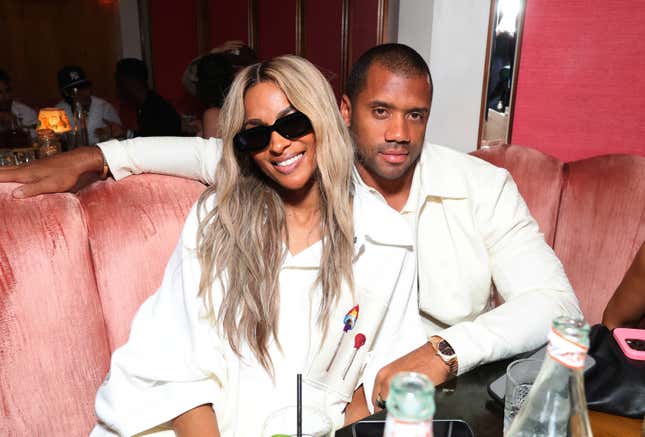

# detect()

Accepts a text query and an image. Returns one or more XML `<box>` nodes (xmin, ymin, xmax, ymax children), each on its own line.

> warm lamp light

<box><xmin>37</xmin><ymin>108</ymin><xmax>71</xmax><ymax>134</ymax></box>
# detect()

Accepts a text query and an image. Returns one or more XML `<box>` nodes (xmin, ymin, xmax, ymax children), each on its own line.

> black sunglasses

<box><xmin>233</xmin><ymin>111</ymin><xmax>313</xmax><ymax>152</ymax></box>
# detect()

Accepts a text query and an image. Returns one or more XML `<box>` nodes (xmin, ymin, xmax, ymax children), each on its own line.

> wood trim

<box><xmin>295</xmin><ymin>0</ymin><xmax>305</xmax><ymax>56</ymax></box>
<box><xmin>376</xmin><ymin>0</ymin><xmax>386</xmax><ymax>44</ymax></box>
<box><xmin>477</xmin><ymin>0</ymin><xmax>497</xmax><ymax>148</ymax></box>
<box><xmin>195</xmin><ymin>0</ymin><xmax>209</xmax><ymax>55</ymax></box>
<box><xmin>506</xmin><ymin>2</ymin><xmax>526</xmax><ymax>144</ymax></box>
<box><xmin>138</xmin><ymin>0</ymin><xmax>154</xmax><ymax>89</ymax></box>
<box><xmin>247</xmin><ymin>0</ymin><xmax>258</xmax><ymax>50</ymax></box>
<box><xmin>339</xmin><ymin>0</ymin><xmax>351</xmax><ymax>94</ymax></box>
<box><xmin>384</xmin><ymin>0</ymin><xmax>399</xmax><ymax>43</ymax></box>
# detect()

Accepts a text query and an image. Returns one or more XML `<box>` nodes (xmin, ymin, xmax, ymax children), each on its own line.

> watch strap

<box><xmin>430</xmin><ymin>335</ymin><xmax>459</xmax><ymax>376</ymax></box>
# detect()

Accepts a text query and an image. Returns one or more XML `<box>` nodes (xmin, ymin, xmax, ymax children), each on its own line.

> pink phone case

<box><xmin>613</xmin><ymin>328</ymin><xmax>645</xmax><ymax>360</ymax></box>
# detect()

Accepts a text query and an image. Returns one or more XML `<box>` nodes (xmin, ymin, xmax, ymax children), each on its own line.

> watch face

<box><xmin>438</xmin><ymin>340</ymin><xmax>456</xmax><ymax>357</ymax></box>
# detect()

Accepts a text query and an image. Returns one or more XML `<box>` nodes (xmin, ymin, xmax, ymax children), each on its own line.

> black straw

<box><xmin>297</xmin><ymin>373</ymin><xmax>302</xmax><ymax>437</ymax></box>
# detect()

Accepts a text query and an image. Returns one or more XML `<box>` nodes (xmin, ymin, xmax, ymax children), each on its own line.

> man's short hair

<box><xmin>345</xmin><ymin>43</ymin><xmax>432</xmax><ymax>100</ymax></box>
<box><xmin>0</xmin><ymin>69</ymin><xmax>10</xmax><ymax>85</ymax></box>
<box><xmin>116</xmin><ymin>58</ymin><xmax>148</xmax><ymax>83</ymax></box>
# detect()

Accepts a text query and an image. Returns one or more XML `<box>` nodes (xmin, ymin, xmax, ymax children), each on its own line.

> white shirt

<box><xmin>91</xmin><ymin>184</ymin><xmax>425</xmax><ymax>436</ymax></box>
<box><xmin>98</xmin><ymin>137</ymin><xmax>582</xmax><ymax>374</ymax></box>
<box><xmin>11</xmin><ymin>101</ymin><xmax>38</xmax><ymax>139</ymax></box>
<box><xmin>56</xmin><ymin>96</ymin><xmax>121</xmax><ymax>145</ymax></box>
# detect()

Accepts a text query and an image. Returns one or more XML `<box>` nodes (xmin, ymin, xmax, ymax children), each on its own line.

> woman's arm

<box><xmin>344</xmin><ymin>386</ymin><xmax>370</xmax><ymax>426</ymax></box>
<box><xmin>173</xmin><ymin>404</ymin><xmax>221</xmax><ymax>437</ymax></box>
<box><xmin>603</xmin><ymin>242</ymin><xmax>645</xmax><ymax>329</ymax></box>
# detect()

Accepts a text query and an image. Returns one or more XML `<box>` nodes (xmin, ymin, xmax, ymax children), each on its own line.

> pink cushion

<box><xmin>472</xmin><ymin>144</ymin><xmax>564</xmax><ymax>246</ymax></box>
<box><xmin>553</xmin><ymin>154</ymin><xmax>645</xmax><ymax>324</ymax></box>
<box><xmin>78</xmin><ymin>175</ymin><xmax>206</xmax><ymax>351</ymax></box>
<box><xmin>0</xmin><ymin>185</ymin><xmax>110</xmax><ymax>436</ymax></box>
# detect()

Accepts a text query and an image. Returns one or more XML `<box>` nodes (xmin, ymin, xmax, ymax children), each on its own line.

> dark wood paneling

<box><xmin>349</xmin><ymin>0</ymin><xmax>380</xmax><ymax>66</ymax></box>
<box><xmin>148</xmin><ymin>0</ymin><xmax>199</xmax><ymax>107</ymax></box>
<box><xmin>255</xmin><ymin>0</ymin><xmax>297</xmax><ymax>59</ymax></box>
<box><xmin>143</xmin><ymin>0</ymin><xmax>391</xmax><ymax>108</ymax></box>
<box><xmin>305</xmin><ymin>0</ymin><xmax>344</xmax><ymax>98</ymax></box>
<box><xmin>0</xmin><ymin>0</ymin><xmax>120</xmax><ymax>109</ymax></box>
<box><xmin>207</xmin><ymin>0</ymin><xmax>251</xmax><ymax>47</ymax></box>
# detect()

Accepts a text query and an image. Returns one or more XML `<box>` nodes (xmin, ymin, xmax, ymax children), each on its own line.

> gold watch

<box><xmin>429</xmin><ymin>335</ymin><xmax>458</xmax><ymax>377</ymax></box>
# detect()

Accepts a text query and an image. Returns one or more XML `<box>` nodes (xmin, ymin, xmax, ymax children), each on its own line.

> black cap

<box><xmin>58</xmin><ymin>66</ymin><xmax>91</xmax><ymax>90</ymax></box>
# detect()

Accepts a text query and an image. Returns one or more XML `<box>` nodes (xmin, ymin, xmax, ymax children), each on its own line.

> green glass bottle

<box><xmin>384</xmin><ymin>372</ymin><xmax>435</xmax><ymax>437</ymax></box>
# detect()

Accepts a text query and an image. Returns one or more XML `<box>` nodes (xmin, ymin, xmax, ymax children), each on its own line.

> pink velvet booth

<box><xmin>473</xmin><ymin>145</ymin><xmax>645</xmax><ymax>324</ymax></box>
<box><xmin>0</xmin><ymin>175</ymin><xmax>205</xmax><ymax>436</ymax></box>
<box><xmin>1</xmin><ymin>146</ymin><xmax>643</xmax><ymax>435</ymax></box>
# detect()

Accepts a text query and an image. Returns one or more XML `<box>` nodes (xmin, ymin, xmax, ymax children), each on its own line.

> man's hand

<box><xmin>371</xmin><ymin>342</ymin><xmax>451</xmax><ymax>411</ymax></box>
<box><xmin>0</xmin><ymin>146</ymin><xmax>106</xmax><ymax>198</ymax></box>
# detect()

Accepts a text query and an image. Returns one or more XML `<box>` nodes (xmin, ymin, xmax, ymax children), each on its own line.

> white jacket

<box><xmin>91</xmin><ymin>184</ymin><xmax>424</xmax><ymax>436</ymax></box>
<box><xmin>98</xmin><ymin>137</ymin><xmax>582</xmax><ymax>374</ymax></box>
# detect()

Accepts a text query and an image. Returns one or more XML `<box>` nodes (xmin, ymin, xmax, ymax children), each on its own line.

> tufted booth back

<box><xmin>1</xmin><ymin>146</ymin><xmax>643</xmax><ymax>435</ymax></box>
<box><xmin>473</xmin><ymin>145</ymin><xmax>645</xmax><ymax>324</ymax></box>
<box><xmin>0</xmin><ymin>175</ymin><xmax>205</xmax><ymax>436</ymax></box>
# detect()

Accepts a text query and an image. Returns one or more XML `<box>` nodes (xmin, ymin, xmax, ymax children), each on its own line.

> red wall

<box><xmin>146</xmin><ymin>2</ymin><xmax>385</xmax><ymax>110</ymax></box>
<box><xmin>256</xmin><ymin>0</ymin><xmax>297</xmax><ymax>59</ymax></box>
<box><xmin>305</xmin><ymin>0</ymin><xmax>343</xmax><ymax>97</ymax></box>
<box><xmin>512</xmin><ymin>0</ymin><xmax>645</xmax><ymax>161</ymax></box>
<box><xmin>350</xmin><ymin>0</ymin><xmax>380</xmax><ymax>66</ymax></box>
<box><xmin>148</xmin><ymin>1</ymin><xmax>198</xmax><ymax>101</ymax></box>
<box><xmin>208</xmin><ymin>1</ymin><xmax>249</xmax><ymax>46</ymax></box>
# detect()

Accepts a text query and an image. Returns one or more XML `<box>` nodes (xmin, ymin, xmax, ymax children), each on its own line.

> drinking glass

<box><xmin>262</xmin><ymin>405</ymin><xmax>334</xmax><ymax>437</ymax></box>
<box><xmin>0</xmin><ymin>150</ymin><xmax>14</xmax><ymax>166</ymax></box>
<box><xmin>13</xmin><ymin>149</ymin><xmax>36</xmax><ymax>165</ymax></box>
<box><xmin>504</xmin><ymin>358</ymin><xmax>542</xmax><ymax>432</ymax></box>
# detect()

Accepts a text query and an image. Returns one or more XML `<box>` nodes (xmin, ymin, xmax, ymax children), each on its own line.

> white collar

<box><xmin>351</xmin><ymin>183</ymin><xmax>414</xmax><ymax>253</ymax></box>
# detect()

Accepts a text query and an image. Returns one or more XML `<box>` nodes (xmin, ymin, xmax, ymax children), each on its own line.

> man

<box><xmin>55</xmin><ymin>66</ymin><xmax>123</xmax><ymax>145</ymax></box>
<box><xmin>0</xmin><ymin>44</ymin><xmax>580</xmax><ymax>411</ymax></box>
<box><xmin>112</xmin><ymin>58</ymin><xmax>182</xmax><ymax>138</ymax></box>
<box><xmin>0</xmin><ymin>69</ymin><xmax>38</xmax><ymax>138</ymax></box>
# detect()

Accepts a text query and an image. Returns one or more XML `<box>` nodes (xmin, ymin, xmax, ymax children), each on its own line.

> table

<box><xmin>336</xmin><ymin>358</ymin><xmax>643</xmax><ymax>437</ymax></box>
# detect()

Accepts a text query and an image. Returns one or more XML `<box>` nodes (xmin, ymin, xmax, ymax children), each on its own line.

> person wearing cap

<box><xmin>55</xmin><ymin>66</ymin><xmax>122</xmax><ymax>145</ymax></box>
<box><xmin>0</xmin><ymin>69</ymin><xmax>38</xmax><ymax>139</ymax></box>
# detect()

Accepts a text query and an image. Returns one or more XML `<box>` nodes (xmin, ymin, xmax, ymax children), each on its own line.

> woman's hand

<box><xmin>344</xmin><ymin>385</ymin><xmax>371</xmax><ymax>426</ymax></box>
<box><xmin>172</xmin><ymin>404</ymin><xmax>221</xmax><ymax>437</ymax></box>
<box><xmin>0</xmin><ymin>146</ymin><xmax>105</xmax><ymax>198</ymax></box>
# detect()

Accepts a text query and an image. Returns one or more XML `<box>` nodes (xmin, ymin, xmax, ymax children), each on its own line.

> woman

<box><xmin>91</xmin><ymin>56</ymin><xmax>424</xmax><ymax>436</ymax></box>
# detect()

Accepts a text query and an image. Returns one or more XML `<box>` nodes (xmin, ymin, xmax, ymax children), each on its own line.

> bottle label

<box><xmin>383</xmin><ymin>416</ymin><xmax>433</xmax><ymax>437</ymax></box>
<box><xmin>547</xmin><ymin>328</ymin><xmax>588</xmax><ymax>369</ymax></box>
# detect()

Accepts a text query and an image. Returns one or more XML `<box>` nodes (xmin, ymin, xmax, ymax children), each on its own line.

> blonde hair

<box><xmin>196</xmin><ymin>55</ymin><xmax>355</xmax><ymax>372</ymax></box>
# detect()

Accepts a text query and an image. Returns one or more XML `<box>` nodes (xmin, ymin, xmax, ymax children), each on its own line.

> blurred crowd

<box><xmin>0</xmin><ymin>41</ymin><xmax>257</xmax><ymax>150</ymax></box>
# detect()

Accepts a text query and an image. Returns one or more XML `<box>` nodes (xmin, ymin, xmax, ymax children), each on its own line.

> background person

<box><xmin>55</xmin><ymin>66</ymin><xmax>123</xmax><ymax>144</ymax></box>
<box><xmin>194</xmin><ymin>53</ymin><xmax>235</xmax><ymax>138</ymax></box>
<box><xmin>0</xmin><ymin>69</ymin><xmax>37</xmax><ymax>139</ymax></box>
<box><xmin>110</xmin><ymin>58</ymin><xmax>182</xmax><ymax>138</ymax></box>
